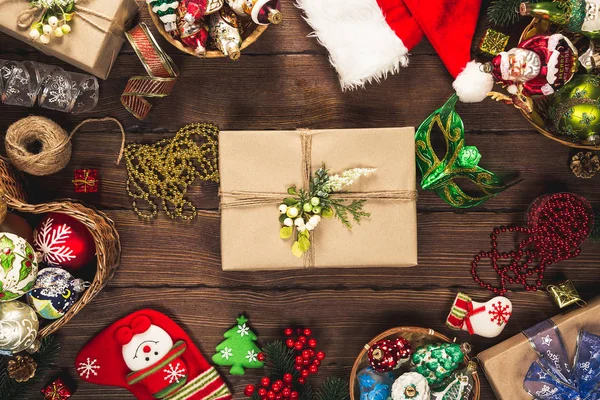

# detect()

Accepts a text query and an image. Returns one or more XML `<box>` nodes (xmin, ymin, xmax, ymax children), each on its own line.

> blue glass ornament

<box><xmin>26</xmin><ymin>267</ymin><xmax>87</xmax><ymax>320</ymax></box>
<box><xmin>358</xmin><ymin>367</ymin><xmax>395</xmax><ymax>400</ymax></box>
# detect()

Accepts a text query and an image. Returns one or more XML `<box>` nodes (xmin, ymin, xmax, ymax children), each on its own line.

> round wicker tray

<box><xmin>148</xmin><ymin>6</ymin><xmax>269</xmax><ymax>58</ymax></box>
<box><xmin>0</xmin><ymin>157</ymin><xmax>121</xmax><ymax>347</ymax></box>
<box><xmin>518</xmin><ymin>19</ymin><xmax>600</xmax><ymax>149</ymax></box>
<box><xmin>349</xmin><ymin>327</ymin><xmax>480</xmax><ymax>400</ymax></box>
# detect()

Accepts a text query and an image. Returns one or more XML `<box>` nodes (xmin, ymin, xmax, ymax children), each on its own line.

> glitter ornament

<box><xmin>0</xmin><ymin>232</ymin><xmax>38</xmax><ymax>302</ymax></box>
<box><xmin>27</xmin><ymin>268</ymin><xmax>87</xmax><ymax>320</ymax></box>
<box><xmin>368</xmin><ymin>338</ymin><xmax>412</xmax><ymax>372</ymax></box>
<box><xmin>148</xmin><ymin>0</ymin><xmax>180</xmax><ymax>32</ymax></box>
<box><xmin>358</xmin><ymin>367</ymin><xmax>395</xmax><ymax>400</ymax></box>
<box><xmin>391</xmin><ymin>372</ymin><xmax>430</xmax><ymax>400</ymax></box>
<box><xmin>410</xmin><ymin>343</ymin><xmax>468</xmax><ymax>387</ymax></box>
<box><xmin>430</xmin><ymin>361</ymin><xmax>477</xmax><ymax>400</ymax></box>
<box><xmin>33</xmin><ymin>213</ymin><xmax>95</xmax><ymax>271</ymax></box>
<box><xmin>209</xmin><ymin>6</ymin><xmax>243</xmax><ymax>60</ymax></box>
<box><xmin>0</xmin><ymin>301</ymin><xmax>39</xmax><ymax>354</ymax></box>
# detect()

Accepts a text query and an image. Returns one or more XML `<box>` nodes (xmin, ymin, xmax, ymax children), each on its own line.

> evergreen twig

<box><xmin>0</xmin><ymin>335</ymin><xmax>61</xmax><ymax>400</ymax></box>
<box><xmin>330</xmin><ymin>199</ymin><xmax>370</xmax><ymax>229</ymax></box>
<box><xmin>315</xmin><ymin>377</ymin><xmax>349</xmax><ymax>400</ymax></box>
<box><xmin>262</xmin><ymin>341</ymin><xmax>299</xmax><ymax>379</ymax></box>
<box><xmin>487</xmin><ymin>0</ymin><xmax>539</xmax><ymax>26</ymax></box>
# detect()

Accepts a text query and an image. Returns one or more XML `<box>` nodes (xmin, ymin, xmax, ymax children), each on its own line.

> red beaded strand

<box><xmin>471</xmin><ymin>193</ymin><xmax>593</xmax><ymax>295</ymax></box>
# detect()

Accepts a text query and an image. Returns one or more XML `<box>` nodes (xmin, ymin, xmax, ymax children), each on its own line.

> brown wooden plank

<box><xmin>22</xmin><ymin>286</ymin><xmax>571</xmax><ymax>400</ymax></box>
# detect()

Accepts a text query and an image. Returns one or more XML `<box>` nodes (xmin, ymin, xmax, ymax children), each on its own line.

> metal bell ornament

<box><xmin>367</xmin><ymin>338</ymin><xmax>412</xmax><ymax>372</ymax></box>
<box><xmin>0</xmin><ymin>301</ymin><xmax>39</xmax><ymax>355</ymax></box>
<box><xmin>27</xmin><ymin>267</ymin><xmax>88</xmax><ymax>320</ymax></box>
<box><xmin>0</xmin><ymin>232</ymin><xmax>38</xmax><ymax>302</ymax></box>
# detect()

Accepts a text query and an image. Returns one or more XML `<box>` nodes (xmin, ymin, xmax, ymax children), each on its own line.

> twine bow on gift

<box><xmin>523</xmin><ymin>319</ymin><xmax>600</xmax><ymax>399</ymax></box>
<box><xmin>72</xmin><ymin>170</ymin><xmax>97</xmax><ymax>192</ymax></box>
<box><xmin>219</xmin><ymin>130</ymin><xmax>418</xmax><ymax>268</ymax></box>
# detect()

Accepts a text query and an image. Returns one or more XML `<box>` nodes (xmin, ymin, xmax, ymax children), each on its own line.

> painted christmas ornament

<box><xmin>0</xmin><ymin>301</ymin><xmax>39</xmax><ymax>354</ymax></box>
<box><xmin>391</xmin><ymin>372</ymin><xmax>430</xmax><ymax>400</ymax></box>
<box><xmin>411</xmin><ymin>343</ymin><xmax>468</xmax><ymax>387</ymax></box>
<box><xmin>549</xmin><ymin>74</ymin><xmax>600</xmax><ymax>145</ymax></box>
<box><xmin>430</xmin><ymin>361</ymin><xmax>477</xmax><ymax>400</ymax></box>
<box><xmin>446</xmin><ymin>292</ymin><xmax>513</xmax><ymax>338</ymax></box>
<box><xmin>33</xmin><ymin>213</ymin><xmax>95</xmax><ymax>271</ymax></box>
<box><xmin>0</xmin><ymin>232</ymin><xmax>38</xmax><ymax>302</ymax></box>
<box><xmin>212</xmin><ymin>315</ymin><xmax>264</xmax><ymax>375</ymax></box>
<box><xmin>368</xmin><ymin>338</ymin><xmax>412</xmax><ymax>372</ymax></box>
<box><xmin>27</xmin><ymin>268</ymin><xmax>87</xmax><ymax>320</ymax></box>
<box><xmin>358</xmin><ymin>367</ymin><xmax>395</xmax><ymax>400</ymax></box>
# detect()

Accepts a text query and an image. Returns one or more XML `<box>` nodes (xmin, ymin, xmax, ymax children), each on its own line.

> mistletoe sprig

<box><xmin>278</xmin><ymin>165</ymin><xmax>376</xmax><ymax>258</ymax></box>
<box><xmin>27</xmin><ymin>0</ymin><xmax>76</xmax><ymax>44</ymax></box>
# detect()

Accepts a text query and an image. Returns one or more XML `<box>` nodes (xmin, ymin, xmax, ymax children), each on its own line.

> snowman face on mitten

<box><xmin>121</xmin><ymin>325</ymin><xmax>174</xmax><ymax>371</ymax></box>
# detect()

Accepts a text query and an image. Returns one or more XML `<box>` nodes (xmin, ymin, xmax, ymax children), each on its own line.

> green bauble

<box><xmin>410</xmin><ymin>343</ymin><xmax>465</xmax><ymax>387</ymax></box>
<box><xmin>549</xmin><ymin>74</ymin><xmax>600</xmax><ymax>145</ymax></box>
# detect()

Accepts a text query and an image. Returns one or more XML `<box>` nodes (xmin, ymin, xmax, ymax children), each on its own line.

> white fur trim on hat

<box><xmin>295</xmin><ymin>0</ymin><xmax>408</xmax><ymax>90</ymax></box>
<box><xmin>453</xmin><ymin>61</ymin><xmax>495</xmax><ymax>103</ymax></box>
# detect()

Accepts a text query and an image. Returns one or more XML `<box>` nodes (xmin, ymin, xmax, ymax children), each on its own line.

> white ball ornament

<box><xmin>308</xmin><ymin>215</ymin><xmax>321</xmax><ymax>226</ymax></box>
<box><xmin>391</xmin><ymin>372</ymin><xmax>430</xmax><ymax>400</ymax></box>
<box><xmin>48</xmin><ymin>16</ymin><xmax>59</xmax><ymax>27</ymax></box>
<box><xmin>61</xmin><ymin>24</ymin><xmax>71</xmax><ymax>34</ymax></box>
<box><xmin>287</xmin><ymin>207</ymin><xmax>299</xmax><ymax>218</ymax></box>
<box><xmin>294</xmin><ymin>218</ymin><xmax>305</xmax><ymax>227</ymax></box>
<box><xmin>279</xmin><ymin>204</ymin><xmax>288</xmax><ymax>214</ymax></box>
<box><xmin>305</xmin><ymin>223</ymin><xmax>315</xmax><ymax>231</ymax></box>
<box><xmin>40</xmin><ymin>34</ymin><xmax>51</xmax><ymax>44</ymax></box>
<box><xmin>29</xmin><ymin>29</ymin><xmax>40</xmax><ymax>40</ymax></box>
<box><xmin>283</xmin><ymin>218</ymin><xmax>293</xmax><ymax>227</ymax></box>
<box><xmin>43</xmin><ymin>24</ymin><xmax>52</xmax><ymax>35</ymax></box>
<box><xmin>54</xmin><ymin>27</ymin><xmax>63</xmax><ymax>38</ymax></box>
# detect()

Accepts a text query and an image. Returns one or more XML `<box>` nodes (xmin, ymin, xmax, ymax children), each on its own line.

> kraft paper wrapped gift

<box><xmin>0</xmin><ymin>0</ymin><xmax>138</xmax><ymax>79</ymax></box>
<box><xmin>219</xmin><ymin>127</ymin><xmax>418</xmax><ymax>271</ymax></box>
<box><xmin>478</xmin><ymin>296</ymin><xmax>600</xmax><ymax>400</ymax></box>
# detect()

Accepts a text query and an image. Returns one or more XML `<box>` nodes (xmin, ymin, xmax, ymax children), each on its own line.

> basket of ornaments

<box><xmin>0</xmin><ymin>157</ymin><xmax>120</xmax><ymax>370</ymax></box>
<box><xmin>148</xmin><ymin>0</ymin><xmax>282</xmax><ymax>60</ymax></box>
<box><xmin>350</xmin><ymin>327</ymin><xmax>480</xmax><ymax>400</ymax></box>
<box><xmin>484</xmin><ymin>1</ymin><xmax>600</xmax><ymax>149</ymax></box>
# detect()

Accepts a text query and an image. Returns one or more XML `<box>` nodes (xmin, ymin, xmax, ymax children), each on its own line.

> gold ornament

<box><xmin>547</xmin><ymin>280</ymin><xmax>587</xmax><ymax>308</ymax></box>
<box><xmin>7</xmin><ymin>354</ymin><xmax>37</xmax><ymax>382</ymax></box>
<box><xmin>124</xmin><ymin>123</ymin><xmax>219</xmax><ymax>220</ymax></box>
<box><xmin>478</xmin><ymin>28</ymin><xmax>509</xmax><ymax>56</ymax></box>
<box><xmin>570</xmin><ymin>151</ymin><xmax>600</xmax><ymax>179</ymax></box>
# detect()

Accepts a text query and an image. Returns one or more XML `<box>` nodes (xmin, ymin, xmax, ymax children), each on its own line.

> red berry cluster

<box><xmin>285</xmin><ymin>327</ymin><xmax>325</xmax><ymax>384</ymax></box>
<box><xmin>244</xmin><ymin>374</ymin><xmax>297</xmax><ymax>400</ymax></box>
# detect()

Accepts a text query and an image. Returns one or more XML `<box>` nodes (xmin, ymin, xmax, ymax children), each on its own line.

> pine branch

<box><xmin>487</xmin><ymin>0</ymin><xmax>539</xmax><ymax>26</ymax></box>
<box><xmin>262</xmin><ymin>341</ymin><xmax>298</xmax><ymax>379</ymax></box>
<box><xmin>315</xmin><ymin>377</ymin><xmax>349</xmax><ymax>400</ymax></box>
<box><xmin>330</xmin><ymin>199</ymin><xmax>370</xmax><ymax>229</ymax></box>
<box><xmin>0</xmin><ymin>336</ymin><xmax>61</xmax><ymax>400</ymax></box>
<box><xmin>299</xmin><ymin>382</ymin><xmax>315</xmax><ymax>400</ymax></box>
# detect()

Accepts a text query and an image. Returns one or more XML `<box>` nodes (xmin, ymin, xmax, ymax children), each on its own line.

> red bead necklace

<box><xmin>471</xmin><ymin>193</ymin><xmax>593</xmax><ymax>295</ymax></box>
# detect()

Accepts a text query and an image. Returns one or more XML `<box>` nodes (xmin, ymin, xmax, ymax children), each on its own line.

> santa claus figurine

<box><xmin>117</xmin><ymin>315</ymin><xmax>189</xmax><ymax>399</ymax></box>
<box><xmin>486</xmin><ymin>34</ymin><xmax>578</xmax><ymax>97</ymax></box>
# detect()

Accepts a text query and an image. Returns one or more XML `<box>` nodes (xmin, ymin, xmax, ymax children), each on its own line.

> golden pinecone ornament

<box><xmin>571</xmin><ymin>152</ymin><xmax>600</xmax><ymax>179</ymax></box>
<box><xmin>7</xmin><ymin>354</ymin><xmax>37</xmax><ymax>382</ymax></box>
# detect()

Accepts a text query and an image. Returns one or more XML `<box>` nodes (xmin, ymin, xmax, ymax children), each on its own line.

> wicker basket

<box><xmin>148</xmin><ymin>6</ymin><xmax>268</xmax><ymax>58</ymax></box>
<box><xmin>349</xmin><ymin>327</ymin><xmax>481</xmax><ymax>400</ymax></box>
<box><xmin>518</xmin><ymin>19</ymin><xmax>600</xmax><ymax>149</ymax></box>
<box><xmin>0</xmin><ymin>157</ymin><xmax>121</xmax><ymax>346</ymax></box>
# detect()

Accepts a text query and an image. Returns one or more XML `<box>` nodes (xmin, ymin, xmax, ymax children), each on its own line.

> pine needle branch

<box><xmin>263</xmin><ymin>341</ymin><xmax>299</xmax><ymax>379</ymax></box>
<box><xmin>314</xmin><ymin>377</ymin><xmax>349</xmax><ymax>400</ymax></box>
<box><xmin>487</xmin><ymin>0</ymin><xmax>538</xmax><ymax>26</ymax></box>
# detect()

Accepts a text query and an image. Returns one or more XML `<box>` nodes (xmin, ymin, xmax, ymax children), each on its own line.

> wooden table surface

<box><xmin>2</xmin><ymin>2</ymin><xmax>600</xmax><ymax>399</ymax></box>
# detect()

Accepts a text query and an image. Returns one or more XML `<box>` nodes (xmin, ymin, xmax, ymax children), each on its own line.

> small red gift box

<box><xmin>73</xmin><ymin>169</ymin><xmax>99</xmax><ymax>193</ymax></box>
<box><xmin>41</xmin><ymin>378</ymin><xmax>73</xmax><ymax>400</ymax></box>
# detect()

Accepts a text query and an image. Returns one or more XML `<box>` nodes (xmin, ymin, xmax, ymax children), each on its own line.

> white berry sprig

<box><xmin>28</xmin><ymin>0</ymin><xmax>75</xmax><ymax>44</ymax></box>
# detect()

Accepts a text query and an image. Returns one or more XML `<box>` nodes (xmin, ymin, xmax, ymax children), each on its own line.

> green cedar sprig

<box><xmin>0</xmin><ymin>335</ymin><xmax>61</xmax><ymax>400</ymax></box>
<box><xmin>329</xmin><ymin>199</ymin><xmax>370</xmax><ymax>229</ymax></box>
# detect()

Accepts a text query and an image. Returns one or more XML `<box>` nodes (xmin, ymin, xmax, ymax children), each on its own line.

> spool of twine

<box><xmin>5</xmin><ymin>116</ymin><xmax>125</xmax><ymax>176</ymax></box>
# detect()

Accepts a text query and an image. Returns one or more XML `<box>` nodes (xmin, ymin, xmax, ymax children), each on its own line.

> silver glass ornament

<box><xmin>0</xmin><ymin>301</ymin><xmax>39</xmax><ymax>355</ymax></box>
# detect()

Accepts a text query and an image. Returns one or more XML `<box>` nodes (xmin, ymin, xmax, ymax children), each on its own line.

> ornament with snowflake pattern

<box><xmin>33</xmin><ymin>213</ymin><xmax>95</xmax><ymax>271</ymax></box>
<box><xmin>212</xmin><ymin>314</ymin><xmax>264</xmax><ymax>375</ymax></box>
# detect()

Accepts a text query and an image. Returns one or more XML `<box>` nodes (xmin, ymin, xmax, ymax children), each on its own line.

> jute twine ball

<box><xmin>5</xmin><ymin>116</ymin><xmax>72</xmax><ymax>176</ymax></box>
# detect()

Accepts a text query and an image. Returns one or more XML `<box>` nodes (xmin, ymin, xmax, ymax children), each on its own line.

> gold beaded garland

<box><xmin>124</xmin><ymin>123</ymin><xmax>219</xmax><ymax>220</ymax></box>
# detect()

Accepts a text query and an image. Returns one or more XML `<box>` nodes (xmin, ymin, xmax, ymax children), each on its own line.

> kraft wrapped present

<box><xmin>218</xmin><ymin>128</ymin><xmax>418</xmax><ymax>271</ymax></box>
<box><xmin>478</xmin><ymin>296</ymin><xmax>600</xmax><ymax>400</ymax></box>
<box><xmin>0</xmin><ymin>0</ymin><xmax>138</xmax><ymax>79</ymax></box>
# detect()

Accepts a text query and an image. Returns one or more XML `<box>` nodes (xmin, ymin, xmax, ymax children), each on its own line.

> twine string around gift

<box><xmin>219</xmin><ymin>130</ymin><xmax>418</xmax><ymax>268</ymax></box>
<box><xmin>14</xmin><ymin>0</ymin><xmax>122</xmax><ymax>35</ymax></box>
<box><xmin>121</xmin><ymin>23</ymin><xmax>179</xmax><ymax>120</ymax></box>
<box><xmin>5</xmin><ymin>116</ymin><xmax>126</xmax><ymax>176</ymax></box>
<box><xmin>72</xmin><ymin>169</ymin><xmax>97</xmax><ymax>192</ymax></box>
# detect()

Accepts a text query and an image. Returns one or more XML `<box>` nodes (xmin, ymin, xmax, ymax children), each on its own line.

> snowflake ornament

<box><xmin>488</xmin><ymin>301</ymin><xmax>511</xmax><ymax>326</ymax></box>
<box><xmin>220</xmin><ymin>347</ymin><xmax>233</xmax><ymax>360</ymax></box>
<box><xmin>245</xmin><ymin>350</ymin><xmax>258</xmax><ymax>363</ymax></box>
<box><xmin>237</xmin><ymin>323</ymin><xmax>250</xmax><ymax>337</ymax></box>
<box><xmin>163</xmin><ymin>362</ymin><xmax>186</xmax><ymax>384</ymax></box>
<box><xmin>77</xmin><ymin>358</ymin><xmax>100</xmax><ymax>379</ymax></box>
<box><xmin>34</xmin><ymin>218</ymin><xmax>76</xmax><ymax>266</ymax></box>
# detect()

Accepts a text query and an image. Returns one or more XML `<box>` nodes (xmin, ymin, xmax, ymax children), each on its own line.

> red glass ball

<box><xmin>257</xmin><ymin>352</ymin><xmax>265</xmax><ymax>362</ymax></box>
<box><xmin>283</xmin><ymin>373</ymin><xmax>293</xmax><ymax>384</ymax></box>
<box><xmin>294</xmin><ymin>342</ymin><xmax>303</xmax><ymax>351</ymax></box>
<box><xmin>302</xmin><ymin>349</ymin><xmax>311</xmax><ymax>359</ymax></box>
<box><xmin>286</xmin><ymin>339</ymin><xmax>295</xmax><ymax>348</ymax></box>
<box><xmin>297</xmin><ymin>378</ymin><xmax>306</xmax><ymax>385</ymax></box>
<box><xmin>258</xmin><ymin>388</ymin><xmax>268</xmax><ymax>397</ymax></box>
<box><xmin>303</xmin><ymin>328</ymin><xmax>312</xmax><ymax>336</ymax></box>
<box><xmin>282</xmin><ymin>388</ymin><xmax>291</xmax><ymax>397</ymax></box>
<box><xmin>244</xmin><ymin>385</ymin><xmax>256</xmax><ymax>397</ymax></box>
<box><xmin>316</xmin><ymin>351</ymin><xmax>325</xmax><ymax>360</ymax></box>
<box><xmin>284</xmin><ymin>328</ymin><xmax>294</xmax><ymax>336</ymax></box>
<box><xmin>261</xmin><ymin>377</ymin><xmax>271</xmax><ymax>388</ymax></box>
<box><xmin>308</xmin><ymin>338</ymin><xmax>317</xmax><ymax>348</ymax></box>
<box><xmin>291</xmin><ymin>391</ymin><xmax>299</xmax><ymax>399</ymax></box>
<box><xmin>301</xmin><ymin>369</ymin><xmax>309</xmax><ymax>378</ymax></box>
<box><xmin>309</xmin><ymin>365</ymin><xmax>318</xmax><ymax>374</ymax></box>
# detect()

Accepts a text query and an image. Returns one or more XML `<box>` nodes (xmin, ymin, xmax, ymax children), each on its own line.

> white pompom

<box><xmin>283</xmin><ymin>218</ymin><xmax>293</xmax><ymax>227</ymax></box>
<box><xmin>452</xmin><ymin>61</ymin><xmax>495</xmax><ymax>103</ymax></box>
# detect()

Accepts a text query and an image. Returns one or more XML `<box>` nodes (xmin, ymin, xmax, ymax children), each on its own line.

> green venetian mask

<box><xmin>415</xmin><ymin>95</ymin><xmax>513</xmax><ymax>208</ymax></box>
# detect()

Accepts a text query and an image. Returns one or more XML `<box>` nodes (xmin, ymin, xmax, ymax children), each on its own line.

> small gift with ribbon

<box><xmin>73</xmin><ymin>169</ymin><xmax>99</xmax><ymax>193</ymax></box>
<box><xmin>547</xmin><ymin>280</ymin><xmax>587</xmax><ymax>309</ymax></box>
<box><xmin>445</xmin><ymin>292</ymin><xmax>512</xmax><ymax>338</ymax></box>
<box><xmin>0</xmin><ymin>0</ymin><xmax>139</xmax><ymax>79</ymax></box>
<box><xmin>219</xmin><ymin>128</ymin><xmax>418</xmax><ymax>270</ymax></box>
<box><xmin>478</xmin><ymin>296</ymin><xmax>600</xmax><ymax>400</ymax></box>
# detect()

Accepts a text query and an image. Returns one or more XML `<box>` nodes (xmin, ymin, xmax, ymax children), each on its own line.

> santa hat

<box><xmin>296</xmin><ymin>0</ymin><xmax>494</xmax><ymax>102</ymax></box>
<box><xmin>75</xmin><ymin>309</ymin><xmax>232</xmax><ymax>400</ymax></box>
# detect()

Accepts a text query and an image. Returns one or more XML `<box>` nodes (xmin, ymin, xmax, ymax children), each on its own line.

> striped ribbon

<box><xmin>121</xmin><ymin>23</ymin><xmax>179</xmax><ymax>120</ymax></box>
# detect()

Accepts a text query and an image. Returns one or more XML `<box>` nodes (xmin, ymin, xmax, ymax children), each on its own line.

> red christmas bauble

<box><xmin>367</xmin><ymin>338</ymin><xmax>412</xmax><ymax>372</ymax></box>
<box><xmin>33</xmin><ymin>213</ymin><xmax>95</xmax><ymax>271</ymax></box>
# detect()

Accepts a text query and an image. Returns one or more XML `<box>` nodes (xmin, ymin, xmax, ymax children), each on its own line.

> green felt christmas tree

<box><xmin>212</xmin><ymin>315</ymin><xmax>264</xmax><ymax>375</ymax></box>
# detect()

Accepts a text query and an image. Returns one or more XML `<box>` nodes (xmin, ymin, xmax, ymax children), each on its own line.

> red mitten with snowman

<box><xmin>75</xmin><ymin>309</ymin><xmax>232</xmax><ymax>400</ymax></box>
<box><xmin>445</xmin><ymin>292</ymin><xmax>513</xmax><ymax>338</ymax></box>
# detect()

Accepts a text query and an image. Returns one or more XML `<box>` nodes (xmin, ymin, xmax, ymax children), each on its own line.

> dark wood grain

<box><xmin>0</xmin><ymin>1</ymin><xmax>597</xmax><ymax>399</ymax></box>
